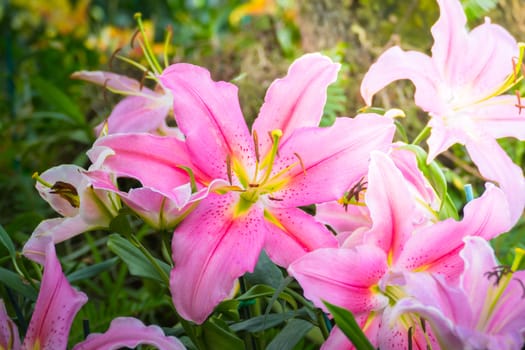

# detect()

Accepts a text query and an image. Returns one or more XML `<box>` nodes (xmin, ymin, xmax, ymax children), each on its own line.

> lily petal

<box><xmin>0</xmin><ymin>300</ymin><xmax>21</xmax><ymax>350</ymax></box>
<box><xmin>253</xmin><ymin>53</ymin><xmax>340</xmax><ymax>155</ymax></box>
<box><xmin>170</xmin><ymin>192</ymin><xmax>266</xmax><ymax>324</ymax></box>
<box><xmin>95</xmin><ymin>95</ymin><xmax>172</xmax><ymax>135</ymax></box>
<box><xmin>263</xmin><ymin>207</ymin><xmax>337</xmax><ymax>267</ymax></box>
<box><xmin>23</xmin><ymin>216</ymin><xmax>106</xmax><ymax>263</ymax></box>
<box><xmin>364</xmin><ymin>152</ymin><xmax>416</xmax><ymax>261</ymax></box>
<box><xmin>396</xmin><ymin>184</ymin><xmax>511</xmax><ymax>279</ymax></box>
<box><xmin>430</xmin><ymin>0</ymin><xmax>468</xmax><ymax>83</ymax></box>
<box><xmin>360</xmin><ymin>47</ymin><xmax>439</xmax><ymax>112</ymax></box>
<box><xmin>71</xmin><ymin>71</ymin><xmax>155</xmax><ymax>95</ymax></box>
<box><xmin>472</xmin><ymin>95</ymin><xmax>525</xmax><ymax>140</ymax></box>
<box><xmin>465</xmin><ymin>136</ymin><xmax>525</xmax><ymax>224</ymax></box>
<box><xmin>160</xmin><ymin>63</ymin><xmax>255</xmax><ymax>178</ymax></box>
<box><xmin>22</xmin><ymin>237</ymin><xmax>87</xmax><ymax>350</ymax></box>
<box><xmin>288</xmin><ymin>245</ymin><xmax>389</xmax><ymax>314</ymax></box>
<box><xmin>274</xmin><ymin>114</ymin><xmax>394</xmax><ymax>207</ymax></box>
<box><xmin>315</xmin><ymin>201</ymin><xmax>371</xmax><ymax>236</ymax></box>
<box><xmin>73</xmin><ymin>317</ymin><xmax>185</xmax><ymax>350</ymax></box>
<box><xmin>88</xmin><ymin>134</ymin><xmax>199</xmax><ymax>197</ymax></box>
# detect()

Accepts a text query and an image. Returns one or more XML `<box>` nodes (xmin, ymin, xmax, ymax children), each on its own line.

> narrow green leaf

<box><xmin>236</xmin><ymin>284</ymin><xmax>297</xmax><ymax>309</ymax></box>
<box><xmin>67</xmin><ymin>257</ymin><xmax>119</xmax><ymax>283</ymax></box>
<box><xmin>0</xmin><ymin>267</ymin><xmax>37</xmax><ymax>300</ymax></box>
<box><xmin>32</xmin><ymin>77</ymin><xmax>85</xmax><ymax>125</ymax></box>
<box><xmin>323</xmin><ymin>301</ymin><xmax>375</xmax><ymax>350</ymax></box>
<box><xmin>107</xmin><ymin>234</ymin><xmax>170</xmax><ymax>284</ymax></box>
<box><xmin>0</xmin><ymin>224</ymin><xmax>16</xmax><ymax>259</ymax></box>
<box><xmin>266</xmin><ymin>318</ymin><xmax>314</xmax><ymax>350</ymax></box>
<box><xmin>230</xmin><ymin>309</ymin><xmax>308</xmax><ymax>332</ymax></box>
<box><xmin>200</xmin><ymin>318</ymin><xmax>244</xmax><ymax>350</ymax></box>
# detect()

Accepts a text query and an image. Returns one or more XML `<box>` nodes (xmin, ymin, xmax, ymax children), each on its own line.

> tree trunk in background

<box><xmin>296</xmin><ymin>0</ymin><xmax>374</xmax><ymax>114</ymax></box>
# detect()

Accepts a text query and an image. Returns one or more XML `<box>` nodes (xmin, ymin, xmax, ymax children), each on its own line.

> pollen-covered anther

<box><xmin>226</xmin><ymin>154</ymin><xmax>233</xmax><ymax>185</ymax></box>
<box><xmin>109</xmin><ymin>47</ymin><xmax>122</xmax><ymax>71</ymax></box>
<box><xmin>130</xmin><ymin>28</ymin><xmax>141</xmax><ymax>49</ymax></box>
<box><xmin>50</xmin><ymin>181</ymin><xmax>80</xmax><ymax>208</ymax></box>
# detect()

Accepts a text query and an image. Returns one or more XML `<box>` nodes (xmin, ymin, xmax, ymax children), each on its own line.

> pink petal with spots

<box><xmin>263</xmin><ymin>207</ymin><xmax>337</xmax><ymax>267</ymax></box>
<box><xmin>73</xmin><ymin>317</ymin><xmax>185</xmax><ymax>350</ymax></box>
<box><xmin>170</xmin><ymin>193</ymin><xmax>266</xmax><ymax>324</ymax></box>
<box><xmin>288</xmin><ymin>245</ymin><xmax>388</xmax><ymax>314</ymax></box>
<box><xmin>22</xmin><ymin>237</ymin><xmax>87</xmax><ymax>350</ymax></box>
<box><xmin>0</xmin><ymin>300</ymin><xmax>21</xmax><ymax>350</ymax></box>
<box><xmin>396</xmin><ymin>184</ymin><xmax>511</xmax><ymax>280</ymax></box>
<box><xmin>160</xmin><ymin>63</ymin><xmax>255</xmax><ymax>178</ymax></box>
<box><xmin>252</xmin><ymin>53</ymin><xmax>340</xmax><ymax>155</ymax></box>
<box><xmin>274</xmin><ymin>114</ymin><xmax>394</xmax><ymax>207</ymax></box>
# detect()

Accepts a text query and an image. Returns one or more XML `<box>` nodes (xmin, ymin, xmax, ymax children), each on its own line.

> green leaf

<box><xmin>266</xmin><ymin>318</ymin><xmax>314</xmax><ymax>350</ymax></box>
<box><xmin>107</xmin><ymin>234</ymin><xmax>170</xmax><ymax>284</ymax></box>
<box><xmin>323</xmin><ymin>301</ymin><xmax>375</xmax><ymax>350</ymax></box>
<box><xmin>200</xmin><ymin>318</ymin><xmax>245</xmax><ymax>350</ymax></box>
<box><xmin>32</xmin><ymin>77</ymin><xmax>86</xmax><ymax>125</ymax></box>
<box><xmin>400</xmin><ymin>144</ymin><xmax>458</xmax><ymax>220</ymax></box>
<box><xmin>0</xmin><ymin>224</ymin><xmax>16</xmax><ymax>259</ymax></box>
<box><xmin>230</xmin><ymin>309</ymin><xmax>308</xmax><ymax>332</ymax></box>
<box><xmin>237</xmin><ymin>284</ymin><xmax>297</xmax><ymax>309</ymax></box>
<box><xmin>244</xmin><ymin>251</ymin><xmax>283</xmax><ymax>289</ymax></box>
<box><xmin>67</xmin><ymin>257</ymin><xmax>119</xmax><ymax>283</ymax></box>
<box><xmin>0</xmin><ymin>267</ymin><xmax>37</xmax><ymax>300</ymax></box>
<box><xmin>461</xmin><ymin>0</ymin><xmax>498</xmax><ymax>21</ymax></box>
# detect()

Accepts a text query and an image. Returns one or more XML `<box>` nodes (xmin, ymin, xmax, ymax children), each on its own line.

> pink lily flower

<box><xmin>2</xmin><ymin>236</ymin><xmax>87</xmax><ymax>349</ymax></box>
<box><xmin>71</xmin><ymin>71</ymin><xmax>179</xmax><ymax>136</ymax></box>
<box><xmin>288</xmin><ymin>151</ymin><xmax>511</xmax><ymax>348</ymax></box>
<box><xmin>392</xmin><ymin>236</ymin><xmax>525</xmax><ymax>350</ymax></box>
<box><xmin>360</xmin><ymin>0</ymin><xmax>525</xmax><ymax>223</ymax></box>
<box><xmin>24</xmin><ymin>165</ymin><xmax>120</xmax><ymax>261</ymax></box>
<box><xmin>90</xmin><ymin>53</ymin><xmax>395</xmax><ymax>323</ymax></box>
<box><xmin>2</xmin><ymin>237</ymin><xmax>185</xmax><ymax>349</ymax></box>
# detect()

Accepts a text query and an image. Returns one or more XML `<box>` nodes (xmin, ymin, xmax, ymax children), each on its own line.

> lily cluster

<box><xmin>3</xmin><ymin>0</ymin><xmax>525</xmax><ymax>348</ymax></box>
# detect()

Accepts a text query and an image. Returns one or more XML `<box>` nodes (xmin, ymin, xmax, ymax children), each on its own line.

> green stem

<box><xmin>411</xmin><ymin>125</ymin><xmax>430</xmax><ymax>145</ymax></box>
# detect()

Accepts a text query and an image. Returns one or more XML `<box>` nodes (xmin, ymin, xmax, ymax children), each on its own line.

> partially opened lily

<box><xmin>72</xmin><ymin>70</ymin><xmax>177</xmax><ymax>136</ymax></box>
<box><xmin>288</xmin><ymin>152</ymin><xmax>511</xmax><ymax>348</ymax></box>
<box><xmin>3</xmin><ymin>237</ymin><xmax>87</xmax><ymax>349</ymax></box>
<box><xmin>90</xmin><ymin>53</ymin><xmax>395</xmax><ymax>323</ymax></box>
<box><xmin>361</xmin><ymin>0</ymin><xmax>525</xmax><ymax>223</ymax></box>
<box><xmin>392</xmin><ymin>236</ymin><xmax>525</xmax><ymax>350</ymax></box>
<box><xmin>24</xmin><ymin>164</ymin><xmax>120</xmax><ymax>260</ymax></box>
<box><xmin>1</xmin><ymin>237</ymin><xmax>185</xmax><ymax>349</ymax></box>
